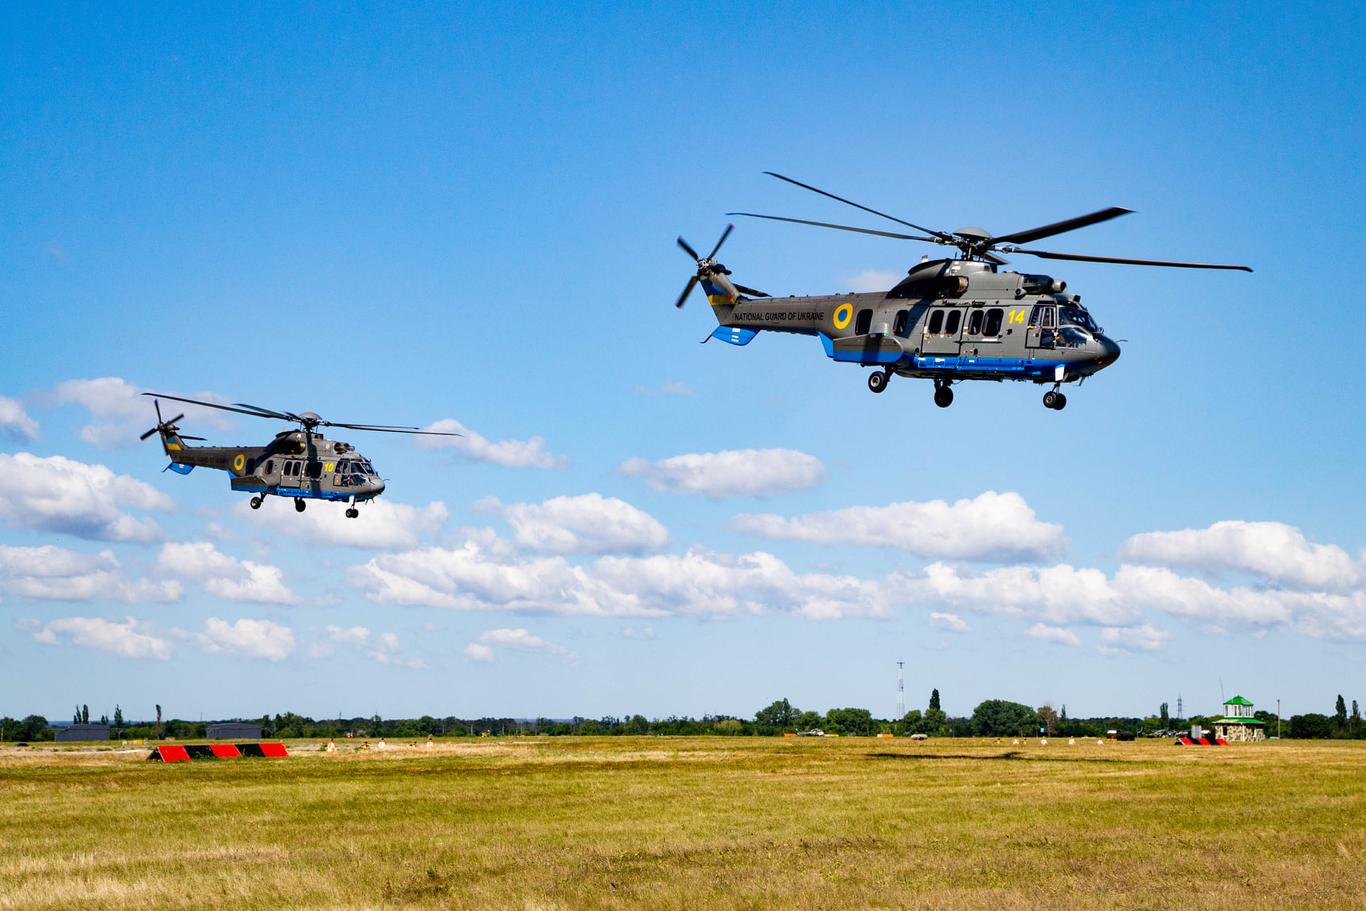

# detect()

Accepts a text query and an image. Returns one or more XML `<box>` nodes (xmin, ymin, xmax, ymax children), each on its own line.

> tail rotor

<box><xmin>140</xmin><ymin>399</ymin><xmax>203</xmax><ymax>442</ymax></box>
<box><xmin>674</xmin><ymin>224</ymin><xmax>767</xmax><ymax>308</ymax></box>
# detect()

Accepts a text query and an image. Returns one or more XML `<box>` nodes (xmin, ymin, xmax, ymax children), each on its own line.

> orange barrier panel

<box><xmin>147</xmin><ymin>745</ymin><xmax>191</xmax><ymax>762</ymax></box>
<box><xmin>210</xmin><ymin>743</ymin><xmax>241</xmax><ymax>758</ymax></box>
<box><xmin>258</xmin><ymin>742</ymin><xmax>288</xmax><ymax>757</ymax></box>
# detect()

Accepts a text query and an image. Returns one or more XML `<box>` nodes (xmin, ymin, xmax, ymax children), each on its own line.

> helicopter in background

<box><xmin>676</xmin><ymin>173</ymin><xmax>1251</xmax><ymax>409</ymax></box>
<box><xmin>139</xmin><ymin>393</ymin><xmax>458</xmax><ymax>517</ymax></box>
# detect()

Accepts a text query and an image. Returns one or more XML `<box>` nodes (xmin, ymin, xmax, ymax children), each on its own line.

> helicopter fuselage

<box><xmin>709</xmin><ymin>259</ymin><xmax>1120</xmax><ymax>400</ymax></box>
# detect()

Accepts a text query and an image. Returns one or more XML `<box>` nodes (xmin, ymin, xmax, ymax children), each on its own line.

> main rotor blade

<box><xmin>990</xmin><ymin>207</ymin><xmax>1133</xmax><ymax>246</ymax></box>
<box><xmin>733</xmin><ymin>283</ymin><xmax>770</xmax><ymax>298</ymax></box>
<box><xmin>1004</xmin><ymin>247</ymin><xmax>1253</xmax><ymax>271</ymax></box>
<box><xmin>233</xmin><ymin>401</ymin><xmax>302</xmax><ymax>422</ymax></box>
<box><xmin>705</xmin><ymin>224</ymin><xmax>733</xmax><ymax>261</ymax></box>
<box><xmin>677</xmin><ymin>236</ymin><xmax>700</xmax><ymax>261</ymax></box>
<box><xmin>728</xmin><ymin>212</ymin><xmax>939</xmax><ymax>243</ymax></box>
<box><xmin>328</xmin><ymin>423</ymin><xmax>463</xmax><ymax>436</ymax></box>
<box><xmin>142</xmin><ymin>392</ymin><xmax>280</xmax><ymax>421</ymax></box>
<box><xmin>763</xmin><ymin>172</ymin><xmax>953</xmax><ymax>241</ymax></box>
<box><xmin>674</xmin><ymin>275</ymin><xmax>698</xmax><ymax>309</ymax></box>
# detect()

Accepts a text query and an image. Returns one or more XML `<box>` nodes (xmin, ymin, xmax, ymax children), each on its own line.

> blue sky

<box><xmin>2</xmin><ymin>2</ymin><xmax>1363</xmax><ymax>723</ymax></box>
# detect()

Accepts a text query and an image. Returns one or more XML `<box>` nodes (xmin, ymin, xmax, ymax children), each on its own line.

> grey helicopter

<box><xmin>676</xmin><ymin>173</ymin><xmax>1251</xmax><ymax>409</ymax></box>
<box><xmin>139</xmin><ymin>393</ymin><xmax>458</xmax><ymax>517</ymax></box>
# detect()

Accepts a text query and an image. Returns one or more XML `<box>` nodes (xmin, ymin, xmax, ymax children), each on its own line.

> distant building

<box><xmin>206</xmin><ymin>722</ymin><xmax>262</xmax><ymax>740</ymax></box>
<box><xmin>54</xmin><ymin>724</ymin><xmax>110</xmax><ymax>742</ymax></box>
<box><xmin>1212</xmin><ymin>696</ymin><xmax>1265</xmax><ymax>742</ymax></box>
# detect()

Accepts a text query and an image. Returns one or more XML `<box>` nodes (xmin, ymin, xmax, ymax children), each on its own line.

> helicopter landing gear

<box><xmin>867</xmin><ymin>369</ymin><xmax>891</xmax><ymax>394</ymax></box>
<box><xmin>1043</xmin><ymin>387</ymin><xmax>1068</xmax><ymax>410</ymax></box>
<box><xmin>294</xmin><ymin>498</ymin><xmax>307</xmax><ymax>513</ymax></box>
<box><xmin>933</xmin><ymin>382</ymin><xmax>954</xmax><ymax>408</ymax></box>
<box><xmin>249</xmin><ymin>495</ymin><xmax>263</xmax><ymax>510</ymax></box>
<box><xmin>345</xmin><ymin>507</ymin><xmax>359</xmax><ymax>519</ymax></box>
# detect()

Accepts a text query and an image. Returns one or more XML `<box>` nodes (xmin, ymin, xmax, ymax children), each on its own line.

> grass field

<box><xmin>2</xmin><ymin>737</ymin><xmax>1363</xmax><ymax>910</ymax></box>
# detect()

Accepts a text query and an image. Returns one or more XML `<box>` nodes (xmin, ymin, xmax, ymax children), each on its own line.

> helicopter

<box><xmin>676</xmin><ymin>173</ymin><xmax>1251</xmax><ymax>409</ymax></box>
<box><xmin>138</xmin><ymin>393</ymin><xmax>459</xmax><ymax>517</ymax></box>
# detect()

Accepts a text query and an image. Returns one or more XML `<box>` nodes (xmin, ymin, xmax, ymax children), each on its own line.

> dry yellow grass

<box><xmin>1</xmin><ymin>737</ymin><xmax>1362</xmax><ymax>910</ymax></box>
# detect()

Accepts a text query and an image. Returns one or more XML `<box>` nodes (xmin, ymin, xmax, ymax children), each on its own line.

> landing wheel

<box><xmin>295</xmin><ymin>498</ymin><xmax>307</xmax><ymax>513</ymax></box>
<box><xmin>867</xmin><ymin>370</ymin><xmax>890</xmax><ymax>394</ymax></box>
<box><xmin>1043</xmin><ymin>390</ymin><xmax>1068</xmax><ymax>410</ymax></box>
<box><xmin>345</xmin><ymin>507</ymin><xmax>359</xmax><ymax>519</ymax></box>
<box><xmin>249</xmin><ymin>495</ymin><xmax>263</xmax><ymax>510</ymax></box>
<box><xmin>933</xmin><ymin>385</ymin><xmax>954</xmax><ymax>408</ymax></box>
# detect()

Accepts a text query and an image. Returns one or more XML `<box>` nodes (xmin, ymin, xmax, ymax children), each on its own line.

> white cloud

<box><xmin>732</xmin><ymin>491</ymin><xmax>1065</xmax><ymax>562</ymax></box>
<box><xmin>0</xmin><ymin>452</ymin><xmax>173</xmax><ymax>542</ymax></box>
<box><xmin>245</xmin><ymin>497</ymin><xmax>449</xmax><ymax>549</ymax></box>
<box><xmin>196</xmin><ymin>617</ymin><xmax>294</xmax><ymax>661</ymax></box>
<box><xmin>1113</xmin><ymin>564</ymin><xmax>1294</xmax><ymax>627</ymax></box>
<box><xmin>350</xmin><ymin>537</ymin><xmax>889</xmax><ymax>620</ymax></box>
<box><xmin>34</xmin><ymin>616</ymin><xmax>171</xmax><ymax>660</ymax></box>
<box><xmin>415</xmin><ymin>418</ymin><xmax>566</xmax><ymax>469</ymax></box>
<box><xmin>476</xmin><ymin>493</ymin><xmax>668</xmax><ymax>554</ymax></box>
<box><xmin>1120</xmin><ymin>520</ymin><xmax>1361</xmax><ymax>592</ymax></box>
<box><xmin>326</xmin><ymin>624</ymin><xmax>371</xmax><ymax>645</ymax></box>
<box><xmin>1026</xmin><ymin>623</ymin><xmax>1082</xmax><ymax>647</ymax></box>
<box><xmin>464</xmin><ymin>642</ymin><xmax>494</xmax><ymax>662</ymax></box>
<box><xmin>155</xmin><ymin>542</ymin><xmax>296</xmax><ymax>604</ymax></box>
<box><xmin>43</xmin><ymin>377</ymin><xmax>233</xmax><ymax>449</ymax></box>
<box><xmin>914</xmin><ymin>561</ymin><xmax>1134</xmax><ymax>625</ymax></box>
<box><xmin>0</xmin><ymin>396</ymin><xmax>39</xmax><ymax>441</ymax></box>
<box><xmin>313</xmin><ymin>624</ymin><xmax>424</xmax><ymax>668</ymax></box>
<box><xmin>0</xmin><ymin>545</ymin><xmax>181</xmax><ymax>603</ymax></box>
<box><xmin>1098</xmin><ymin>624</ymin><xmax>1170</xmax><ymax>652</ymax></box>
<box><xmin>928</xmin><ymin>611</ymin><xmax>970</xmax><ymax>633</ymax></box>
<box><xmin>619</xmin><ymin>448</ymin><xmax>825</xmax><ymax>499</ymax></box>
<box><xmin>843</xmin><ymin>269</ymin><xmax>902</xmax><ymax>293</ymax></box>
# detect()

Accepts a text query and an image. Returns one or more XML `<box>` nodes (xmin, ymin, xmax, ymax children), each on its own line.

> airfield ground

<box><xmin>1</xmin><ymin>737</ymin><xmax>1362</xmax><ymax>910</ymax></box>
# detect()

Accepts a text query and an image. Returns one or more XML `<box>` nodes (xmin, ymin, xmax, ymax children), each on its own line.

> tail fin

<box><xmin>674</xmin><ymin>225</ymin><xmax>769</xmax><ymax>323</ymax></box>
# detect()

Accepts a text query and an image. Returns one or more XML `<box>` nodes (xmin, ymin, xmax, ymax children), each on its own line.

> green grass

<box><xmin>2</xmin><ymin>737</ymin><xmax>1363</xmax><ymax>909</ymax></box>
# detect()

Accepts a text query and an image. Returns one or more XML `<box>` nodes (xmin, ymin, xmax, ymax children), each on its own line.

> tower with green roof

<box><xmin>1212</xmin><ymin>695</ymin><xmax>1265</xmax><ymax>742</ymax></box>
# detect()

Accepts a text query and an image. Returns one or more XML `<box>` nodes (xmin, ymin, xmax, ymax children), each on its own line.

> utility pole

<box><xmin>896</xmin><ymin>660</ymin><xmax>905</xmax><ymax>720</ymax></box>
<box><xmin>1277</xmin><ymin>698</ymin><xmax>1281</xmax><ymax>739</ymax></box>
<box><xmin>1177</xmin><ymin>694</ymin><xmax>1183</xmax><ymax>723</ymax></box>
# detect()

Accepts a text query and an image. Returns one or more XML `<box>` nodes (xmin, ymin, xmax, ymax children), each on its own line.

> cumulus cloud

<box><xmin>0</xmin><ymin>396</ymin><xmax>39</xmax><ymax>441</ymax></box>
<box><xmin>1113</xmin><ymin>564</ymin><xmax>1294</xmax><ymax>627</ymax></box>
<box><xmin>195</xmin><ymin>617</ymin><xmax>294</xmax><ymax>661</ymax></box>
<box><xmin>33</xmin><ymin>616</ymin><xmax>171</xmax><ymax>660</ymax></box>
<box><xmin>732</xmin><ymin>491</ymin><xmax>1065</xmax><ymax>562</ymax></box>
<box><xmin>1119</xmin><ymin>520</ymin><xmax>1361</xmax><ymax>592</ymax></box>
<box><xmin>928</xmin><ymin>611</ymin><xmax>970</xmax><ymax>633</ymax></box>
<box><xmin>1098</xmin><ymin>624</ymin><xmax>1171</xmax><ymax>653</ymax></box>
<box><xmin>350</xmin><ymin>537</ymin><xmax>888</xmax><ymax>620</ymax></box>
<box><xmin>476</xmin><ymin>493</ymin><xmax>668</xmax><ymax>554</ymax></box>
<box><xmin>0</xmin><ymin>452</ymin><xmax>173</xmax><ymax>542</ymax></box>
<box><xmin>0</xmin><ymin>545</ymin><xmax>181</xmax><ymax>603</ymax></box>
<box><xmin>155</xmin><ymin>542</ymin><xmax>296</xmax><ymax>604</ymax></box>
<box><xmin>915</xmin><ymin>561</ymin><xmax>1133</xmax><ymax>625</ymax></box>
<box><xmin>467</xmin><ymin>627</ymin><xmax>576</xmax><ymax>663</ymax></box>
<box><xmin>415</xmin><ymin>418</ymin><xmax>566</xmax><ymax>469</ymax></box>
<box><xmin>843</xmin><ymin>269</ymin><xmax>903</xmax><ymax>292</ymax></box>
<box><xmin>618</xmin><ymin>448</ymin><xmax>825</xmax><ymax>499</ymax></box>
<box><xmin>1026</xmin><ymin>623</ymin><xmax>1082</xmax><ymax>647</ymax></box>
<box><xmin>43</xmin><ymin>377</ymin><xmax>232</xmax><ymax>449</ymax></box>
<box><xmin>245</xmin><ymin>497</ymin><xmax>449</xmax><ymax>549</ymax></box>
<box><xmin>311</xmin><ymin>624</ymin><xmax>424</xmax><ymax>667</ymax></box>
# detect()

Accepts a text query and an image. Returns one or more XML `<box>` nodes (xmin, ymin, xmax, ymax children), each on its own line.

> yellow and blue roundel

<box><xmin>231</xmin><ymin>453</ymin><xmax>247</xmax><ymax>475</ymax></box>
<box><xmin>832</xmin><ymin>303</ymin><xmax>854</xmax><ymax>330</ymax></box>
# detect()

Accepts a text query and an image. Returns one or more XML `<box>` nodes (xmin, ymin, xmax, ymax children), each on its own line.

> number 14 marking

<box><xmin>1008</xmin><ymin>310</ymin><xmax>1026</xmax><ymax>325</ymax></box>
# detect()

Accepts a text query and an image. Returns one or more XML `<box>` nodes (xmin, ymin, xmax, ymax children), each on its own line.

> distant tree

<box><xmin>1352</xmin><ymin>700</ymin><xmax>1361</xmax><ymax>738</ymax></box>
<box><xmin>1159</xmin><ymin>702</ymin><xmax>1170</xmax><ymax>727</ymax></box>
<box><xmin>155</xmin><ymin>704</ymin><xmax>162</xmax><ymax>740</ymax></box>
<box><xmin>625</xmin><ymin>714</ymin><xmax>649</xmax><ymax>735</ymax></box>
<box><xmin>755</xmin><ymin>699</ymin><xmax>798</xmax><ymax>733</ymax></box>
<box><xmin>897</xmin><ymin>710</ymin><xmax>922</xmax><ymax>736</ymax></box>
<box><xmin>1060</xmin><ymin>704</ymin><xmax>1068</xmax><ymax>722</ymax></box>
<box><xmin>971</xmin><ymin>700</ymin><xmax>1041</xmax><ymax>737</ymax></box>
<box><xmin>81</xmin><ymin>704</ymin><xmax>89</xmax><ymax>725</ymax></box>
<box><xmin>1290</xmin><ymin>713</ymin><xmax>1334</xmax><ymax>739</ymax></box>
<box><xmin>825</xmin><ymin>707</ymin><xmax>876</xmax><ymax>736</ymax></box>
<box><xmin>1038</xmin><ymin>705</ymin><xmax>1058</xmax><ymax>736</ymax></box>
<box><xmin>1334</xmin><ymin>695</ymin><xmax>1347</xmax><ymax>732</ymax></box>
<box><xmin>73</xmin><ymin>705</ymin><xmax>80</xmax><ymax>724</ymax></box>
<box><xmin>113</xmin><ymin>705</ymin><xmax>123</xmax><ymax>728</ymax></box>
<box><xmin>929</xmin><ymin>689</ymin><xmax>941</xmax><ymax>712</ymax></box>
<box><xmin>796</xmin><ymin>710</ymin><xmax>824</xmax><ymax>732</ymax></box>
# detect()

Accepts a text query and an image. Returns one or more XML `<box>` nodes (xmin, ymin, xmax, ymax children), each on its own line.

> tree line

<box><xmin>4</xmin><ymin>691</ymin><xmax>1363</xmax><ymax>741</ymax></box>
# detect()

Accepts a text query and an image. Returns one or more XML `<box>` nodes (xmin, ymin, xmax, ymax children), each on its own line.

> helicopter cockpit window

<box><xmin>265</xmin><ymin>460</ymin><xmax>275</xmax><ymax>475</ymax></box>
<box><xmin>944</xmin><ymin>310</ymin><xmax>961</xmax><ymax>335</ymax></box>
<box><xmin>1058</xmin><ymin>305</ymin><xmax>1097</xmax><ymax>333</ymax></box>
<box><xmin>1055</xmin><ymin>327</ymin><xmax>1090</xmax><ymax>348</ymax></box>
<box><xmin>967</xmin><ymin>310</ymin><xmax>984</xmax><ymax>336</ymax></box>
<box><xmin>926</xmin><ymin>310</ymin><xmax>944</xmax><ymax>334</ymax></box>
<box><xmin>984</xmin><ymin>308</ymin><xmax>1004</xmax><ymax>336</ymax></box>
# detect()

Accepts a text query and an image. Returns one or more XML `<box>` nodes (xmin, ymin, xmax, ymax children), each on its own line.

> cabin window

<box><xmin>265</xmin><ymin>460</ymin><xmax>275</xmax><ymax>475</ymax></box>
<box><xmin>967</xmin><ymin>310</ymin><xmax>984</xmax><ymax>335</ymax></box>
<box><xmin>305</xmin><ymin>462</ymin><xmax>323</xmax><ymax>480</ymax></box>
<box><xmin>945</xmin><ymin>310</ymin><xmax>961</xmax><ymax>335</ymax></box>
<box><xmin>893</xmin><ymin>309</ymin><xmax>910</xmax><ymax>337</ymax></box>
<box><xmin>245</xmin><ymin>459</ymin><xmax>256</xmax><ymax>474</ymax></box>
<box><xmin>984</xmin><ymin>308</ymin><xmax>1004</xmax><ymax>336</ymax></box>
<box><xmin>927</xmin><ymin>310</ymin><xmax>944</xmax><ymax>334</ymax></box>
<box><xmin>854</xmin><ymin>309</ymin><xmax>872</xmax><ymax>335</ymax></box>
